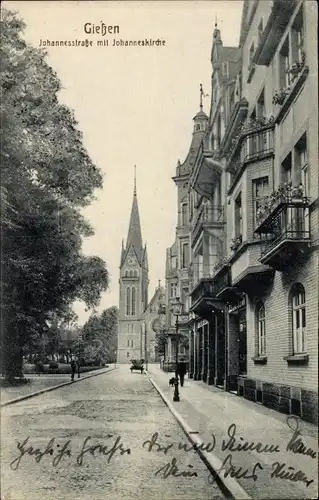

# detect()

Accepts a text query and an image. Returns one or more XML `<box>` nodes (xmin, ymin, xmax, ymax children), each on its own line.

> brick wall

<box><xmin>246</xmin><ymin>250</ymin><xmax>318</xmax><ymax>391</ymax></box>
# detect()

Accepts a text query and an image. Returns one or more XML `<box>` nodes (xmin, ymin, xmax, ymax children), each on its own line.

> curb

<box><xmin>1</xmin><ymin>366</ymin><xmax>117</xmax><ymax>408</ymax></box>
<box><xmin>148</xmin><ymin>375</ymin><xmax>252</xmax><ymax>500</ymax></box>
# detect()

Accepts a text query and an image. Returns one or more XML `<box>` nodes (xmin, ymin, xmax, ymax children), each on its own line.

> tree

<box><xmin>155</xmin><ymin>330</ymin><xmax>169</xmax><ymax>356</ymax></box>
<box><xmin>1</xmin><ymin>9</ymin><xmax>109</xmax><ymax>379</ymax></box>
<box><xmin>81</xmin><ymin>307</ymin><xmax>118</xmax><ymax>362</ymax></box>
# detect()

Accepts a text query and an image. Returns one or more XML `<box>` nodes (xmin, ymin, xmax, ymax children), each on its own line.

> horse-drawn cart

<box><xmin>130</xmin><ymin>359</ymin><xmax>145</xmax><ymax>374</ymax></box>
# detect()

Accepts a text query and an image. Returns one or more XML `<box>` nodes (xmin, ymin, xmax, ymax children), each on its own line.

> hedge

<box><xmin>23</xmin><ymin>364</ymin><xmax>109</xmax><ymax>374</ymax></box>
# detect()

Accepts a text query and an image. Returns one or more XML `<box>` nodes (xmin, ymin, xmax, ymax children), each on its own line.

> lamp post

<box><xmin>171</xmin><ymin>297</ymin><xmax>183</xmax><ymax>402</ymax></box>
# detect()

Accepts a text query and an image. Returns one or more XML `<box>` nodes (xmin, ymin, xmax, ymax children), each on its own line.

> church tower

<box><xmin>117</xmin><ymin>169</ymin><xmax>149</xmax><ymax>363</ymax></box>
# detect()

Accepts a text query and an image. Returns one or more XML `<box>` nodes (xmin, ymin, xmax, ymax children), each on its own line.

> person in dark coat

<box><xmin>70</xmin><ymin>360</ymin><xmax>76</xmax><ymax>381</ymax></box>
<box><xmin>176</xmin><ymin>359</ymin><xmax>187</xmax><ymax>387</ymax></box>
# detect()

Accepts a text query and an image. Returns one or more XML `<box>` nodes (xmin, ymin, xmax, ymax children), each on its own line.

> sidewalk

<box><xmin>0</xmin><ymin>367</ymin><xmax>114</xmax><ymax>405</ymax></box>
<box><xmin>148</xmin><ymin>364</ymin><xmax>318</xmax><ymax>500</ymax></box>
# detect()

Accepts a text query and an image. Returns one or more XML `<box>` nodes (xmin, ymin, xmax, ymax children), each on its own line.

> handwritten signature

<box><xmin>9</xmin><ymin>417</ymin><xmax>316</xmax><ymax>488</ymax></box>
<box><xmin>10</xmin><ymin>435</ymin><xmax>131</xmax><ymax>470</ymax></box>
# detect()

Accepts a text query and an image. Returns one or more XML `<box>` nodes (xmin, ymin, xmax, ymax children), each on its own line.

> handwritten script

<box><xmin>10</xmin><ymin>417</ymin><xmax>316</xmax><ymax>487</ymax></box>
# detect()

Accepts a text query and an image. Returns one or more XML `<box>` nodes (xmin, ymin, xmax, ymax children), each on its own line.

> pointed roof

<box><xmin>121</xmin><ymin>168</ymin><xmax>145</xmax><ymax>266</ymax></box>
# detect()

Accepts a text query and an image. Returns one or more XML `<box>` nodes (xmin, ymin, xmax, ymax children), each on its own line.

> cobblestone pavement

<box><xmin>1</xmin><ymin>365</ymin><xmax>225</xmax><ymax>500</ymax></box>
<box><xmin>148</xmin><ymin>364</ymin><xmax>318</xmax><ymax>500</ymax></box>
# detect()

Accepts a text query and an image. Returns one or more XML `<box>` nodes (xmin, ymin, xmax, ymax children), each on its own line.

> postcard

<box><xmin>1</xmin><ymin>1</ymin><xmax>318</xmax><ymax>499</ymax></box>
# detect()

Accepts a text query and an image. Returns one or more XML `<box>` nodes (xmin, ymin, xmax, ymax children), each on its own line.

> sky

<box><xmin>6</xmin><ymin>0</ymin><xmax>243</xmax><ymax>325</ymax></box>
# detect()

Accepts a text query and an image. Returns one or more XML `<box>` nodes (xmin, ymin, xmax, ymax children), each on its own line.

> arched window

<box><xmin>290</xmin><ymin>283</ymin><xmax>306</xmax><ymax>354</ymax></box>
<box><xmin>126</xmin><ymin>287</ymin><xmax>131</xmax><ymax>316</ymax></box>
<box><xmin>129</xmin><ymin>270</ymin><xmax>133</xmax><ymax>277</ymax></box>
<box><xmin>134</xmin><ymin>270</ymin><xmax>138</xmax><ymax>277</ymax></box>
<box><xmin>131</xmin><ymin>287</ymin><xmax>136</xmax><ymax>316</ymax></box>
<box><xmin>256</xmin><ymin>302</ymin><xmax>266</xmax><ymax>355</ymax></box>
<box><xmin>195</xmin><ymin>123</ymin><xmax>201</xmax><ymax>131</ymax></box>
<box><xmin>125</xmin><ymin>270</ymin><xmax>129</xmax><ymax>277</ymax></box>
<box><xmin>181</xmin><ymin>201</ymin><xmax>188</xmax><ymax>226</ymax></box>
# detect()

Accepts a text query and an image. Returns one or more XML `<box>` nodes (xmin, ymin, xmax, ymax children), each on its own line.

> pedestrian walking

<box><xmin>177</xmin><ymin>358</ymin><xmax>187</xmax><ymax>387</ymax></box>
<box><xmin>70</xmin><ymin>359</ymin><xmax>76</xmax><ymax>381</ymax></box>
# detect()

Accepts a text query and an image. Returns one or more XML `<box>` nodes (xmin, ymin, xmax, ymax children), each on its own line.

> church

<box><xmin>117</xmin><ymin>171</ymin><xmax>166</xmax><ymax>364</ymax></box>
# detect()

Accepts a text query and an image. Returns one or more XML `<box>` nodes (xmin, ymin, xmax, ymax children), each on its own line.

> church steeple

<box><xmin>124</xmin><ymin>167</ymin><xmax>144</xmax><ymax>262</ymax></box>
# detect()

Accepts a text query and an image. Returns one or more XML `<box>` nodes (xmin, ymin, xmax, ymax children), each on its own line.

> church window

<box><xmin>126</xmin><ymin>287</ymin><xmax>131</xmax><ymax>316</ymax></box>
<box><xmin>125</xmin><ymin>270</ymin><xmax>129</xmax><ymax>277</ymax></box>
<box><xmin>131</xmin><ymin>287</ymin><xmax>136</xmax><ymax>316</ymax></box>
<box><xmin>129</xmin><ymin>270</ymin><xmax>134</xmax><ymax>277</ymax></box>
<box><xmin>134</xmin><ymin>270</ymin><xmax>138</xmax><ymax>277</ymax></box>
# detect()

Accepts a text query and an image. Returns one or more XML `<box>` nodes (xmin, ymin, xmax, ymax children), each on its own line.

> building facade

<box><xmin>162</xmin><ymin>105</ymin><xmax>209</xmax><ymax>371</ymax></box>
<box><xmin>171</xmin><ymin>0</ymin><xmax>317</xmax><ymax>424</ymax></box>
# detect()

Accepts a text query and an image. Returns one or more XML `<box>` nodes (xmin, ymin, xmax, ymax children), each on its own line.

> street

<box><xmin>1</xmin><ymin>366</ymin><xmax>225</xmax><ymax>500</ymax></box>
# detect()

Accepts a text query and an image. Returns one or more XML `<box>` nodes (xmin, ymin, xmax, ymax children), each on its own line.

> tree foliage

<box><xmin>1</xmin><ymin>9</ymin><xmax>109</xmax><ymax>378</ymax></box>
<box><xmin>81</xmin><ymin>307</ymin><xmax>118</xmax><ymax>362</ymax></box>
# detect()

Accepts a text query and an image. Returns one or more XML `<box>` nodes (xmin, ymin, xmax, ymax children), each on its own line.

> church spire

<box><xmin>126</xmin><ymin>167</ymin><xmax>143</xmax><ymax>256</ymax></box>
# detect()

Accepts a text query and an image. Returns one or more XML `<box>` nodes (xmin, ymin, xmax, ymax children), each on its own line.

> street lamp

<box><xmin>171</xmin><ymin>297</ymin><xmax>183</xmax><ymax>402</ymax></box>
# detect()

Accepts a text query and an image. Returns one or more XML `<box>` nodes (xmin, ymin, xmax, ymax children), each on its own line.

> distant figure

<box><xmin>70</xmin><ymin>360</ymin><xmax>76</xmax><ymax>381</ymax></box>
<box><xmin>176</xmin><ymin>360</ymin><xmax>187</xmax><ymax>387</ymax></box>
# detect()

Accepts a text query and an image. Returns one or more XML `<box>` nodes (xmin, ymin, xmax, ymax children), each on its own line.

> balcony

<box><xmin>191</xmin><ymin>205</ymin><xmax>224</xmax><ymax>248</ymax></box>
<box><xmin>252</xmin><ymin>0</ymin><xmax>297</xmax><ymax>66</ymax></box>
<box><xmin>190</xmin><ymin>277</ymin><xmax>224</xmax><ymax>319</ymax></box>
<box><xmin>257</xmin><ymin>205</ymin><xmax>311</xmax><ymax>271</ymax></box>
<box><xmin>273</xmin><ymin>61</ymin><xmax>309</xmax><ymax>124</ymax></box>
<box><xmin>255</xmin><ymin>183</ymin><xmax>309</xmax><ymax>233</ymax></box>
<box><xmin>213</xmin><ymin>263</ymin><xmax>243</xmax><ymax>304</ymax></box>
<box><xmin>226</xmin><ymin>117</ymin><xmax>275</xmax><ymax>194</ymax></box>
<box><xmin>191</xmin><ymin>143</ymin><xmax>223</xmax><ymax>203</ymax></box>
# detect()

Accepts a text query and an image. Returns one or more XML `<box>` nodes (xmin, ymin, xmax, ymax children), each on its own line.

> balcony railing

<box><xmin>190</xmin><ymin>277</ymin><xmax>217</xmax><ymax>308</ymax></box>
<box><xmin>260</xmin><ymin>205</ymin><xmax>311</xmax><ymax>269</ymax></box>
<box><xmin>255</xmin><ymin>183</ymin><xmax>308</xmax><ymax>233</ymax></box>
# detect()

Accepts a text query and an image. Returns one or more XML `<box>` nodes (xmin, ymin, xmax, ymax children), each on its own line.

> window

<box><xmin>281</xmin><ymin>153</ymin><xmax>292</xmax><ymax>184</ymax></box>
<box><xmin>126</xmin><ymin>287</ymin><xmax>131</xmax><ymax>316</ymax></box>
<box><xmin>253</xmin><ymin>177</ymin><xmax>269</xmax><ymax>226</ymax></box>
<box><xmin>181</xmin><ymin>202</ymin><xmax>188</xmax><ymax>226</ymax></box>
<box><xmin>181</xmin><ymin>287</ymin><xmax>189</xmax><ymax>313</ymax></box>
<box><xmin>222</xmin><ymin>62</ymin><xmax>228</xmax><ymax>77</ymax></box>
<box><xmin>170</xmin><ymin>282</ymin><xmax>177</xmax><ymax>298</ymax></box>
<box><xmin>127</xmin><ymin>339</ymin><xmax>130</xmax><ymax>347</ymax></box>
<box><xmin>258</xmin><ymin>19</ymin><xmax>263</xmax><ymax>44</ymax></box>
<box><xmin>127</xmin><ymin>352</ymin><xmax>130</xmax><ymax>358</ymax></box>
<box><xmin>291</xmin><ymin>6</ymin><xmax>304</xmax><ymax>64</ymax></box>
<box><xmin>234</xmin><ymin>193</ymin><xmax>243</xmax><ymax>238</ymax></box>
<box><xmin>171</xmin><ymin>256</ymin><xmax>177</xmax><ymax>269</ymax></box>
<box><xmin>279</xmin><ymin>37</ymin><xmax>290</xmax><ymax>88</ymax></box>
<box><xmin>295</xmin><ymin>133</ymin><xmax>308</xmax><ymax>196</ymax></box>
<box><xmin>249</xmin><ymin>42</ymin><xmax>255</xmax><ymax>69</ymax></box>
<box><xmin>256</xmin><ymin>302</ymin><xmax>266</xmax><ymax>355</ymax></box>
<box><xmin>291</xmin><ymin>284</ymin><xmax>306</xmax><ymax>354</ymax></box>
<box><xmin>257</xmin><ymin>89</ymin><xmax>265</xmax><ymax>119</ymax></box>
<box><xmin>181</xmin><ymin>242</ymin><xmax>189</xmax><ymax>269</ymax></box>
<box><xmin>195</xmin><ymin>123</ymin><xmax>201</xmax><ymax>131</ymax></box>
<box><xmin>131</xmin><ymin>340</ymin><xmax>134</xmax><ymax>348</ymax></box>
<box><xmin>131</xmin><ymin>287</ymin><xmax>136</xmax><ymax>316</ymax></box>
